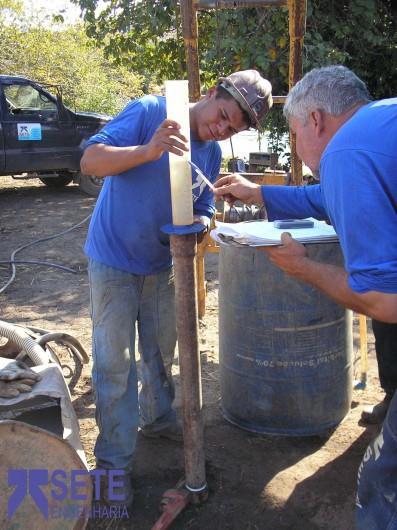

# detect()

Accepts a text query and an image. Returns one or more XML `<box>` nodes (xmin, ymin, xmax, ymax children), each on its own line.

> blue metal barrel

<box><xmin>219</xmin><ymin>243</ymin><xmax>353</xmax><ymax>436</ymax></box>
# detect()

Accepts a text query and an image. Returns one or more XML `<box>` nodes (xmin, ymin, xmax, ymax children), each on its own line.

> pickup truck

<box><xmin>0</xmin><ymin>75</ymin><xmax>111</xmax><ymax>196</ymax></box>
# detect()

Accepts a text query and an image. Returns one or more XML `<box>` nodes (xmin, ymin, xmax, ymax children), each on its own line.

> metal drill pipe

<box><xmin>170</xmin><ymin>233</ymin><xmax>206</xmax><ymax>491</ymax></box>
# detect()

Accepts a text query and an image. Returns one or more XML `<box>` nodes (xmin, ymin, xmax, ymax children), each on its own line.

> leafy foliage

<box><xmin>304</xmin><ymin>0</ymin><xmax>396</xmax><ymax>100</ymax></box>
<box><xmin>73</xmin><ymin>0</ymin><xmax>395</xmax><ymax>94</ymax></box>
<box><xmin>0</xmin><ymin>3</ymin><xmax>144</xmax><ymax>115</ymax></box>
<box><xmin>73</xmin><ymin>0</ymin><xmax>396</xmax><ymax>157</ymax></box>
<box><xmin>2</xmin><ymin>1</ymin><xmax>394</xmax><ymax>155</ymax></box>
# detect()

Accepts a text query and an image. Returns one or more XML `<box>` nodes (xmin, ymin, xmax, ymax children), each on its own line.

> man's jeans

<box><xmin>356</xmin><ymin>391</ymin><xmax>397</xmax><ymax>529</ymax></box>
<box><xmin>372</xmin><ymin>320</ymin><xmax>397</xmax><ymax>396</ymax></box>
<box><xmin>88</xmin><ymin>259</ymin><xmax>177</xmax><ymax>471</ymax></box>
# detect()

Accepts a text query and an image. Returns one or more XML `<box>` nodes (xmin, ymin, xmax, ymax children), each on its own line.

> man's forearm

<box><xmin>291</xmin><ymin>258</ymin><xmax>397</xmax><ymax>323</ymax></box>
<box><xmin>80</xmin><ymin>144</ymin><xmax>151</xmax><ymax>177</ymax></box>
<box><xmin>261</xmin><ymin>184</ymin><xmax>328</xmax><ymax>221</ymax></box>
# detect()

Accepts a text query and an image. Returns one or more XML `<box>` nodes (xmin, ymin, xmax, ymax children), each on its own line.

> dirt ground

<box><xmin>0</xmin><ymin>176</ymin><xmax>384</xmax><ymax>530</ymax></box>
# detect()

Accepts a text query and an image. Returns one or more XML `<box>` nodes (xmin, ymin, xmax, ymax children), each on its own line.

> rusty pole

<box><xmin>170</xmin><ymin>233</ymin><xmax>207</xmax><ymax>494</ymax></box>
<box><xmin>164</xmin><ymin>5</ymin><xmax>207</xmax><ymax>487</ymax></box>
<box><xmin>288</xmin><ymin>0</ymin><xmax>307</xmax><ymax>185</ymax></box>
<box><xmin>181</xmin><ymin>1</ymin><xmax>201</xmax><ymax>102</ymax></box>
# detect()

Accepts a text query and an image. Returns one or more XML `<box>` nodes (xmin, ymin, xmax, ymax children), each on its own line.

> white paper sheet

<box><xmin>211</xmin><ymin>218</ymin><xmax>338</xmax><ymax>247</ymax></box>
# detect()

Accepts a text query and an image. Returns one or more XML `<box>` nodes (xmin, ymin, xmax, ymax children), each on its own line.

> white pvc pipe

<box><xmin>165</xmin><ymin>80</ymin><xmax>194</xmax><ymax>226</ymax></box>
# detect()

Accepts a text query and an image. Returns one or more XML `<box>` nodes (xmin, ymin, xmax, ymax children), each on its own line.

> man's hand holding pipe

<box><xmin>214</xmin><ymin>173</ymin><xmax>264</xmax><ymax>206</ymax></box>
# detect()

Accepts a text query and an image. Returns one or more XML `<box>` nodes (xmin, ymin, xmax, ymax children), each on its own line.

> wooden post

<box><xmin>196</xmin><ymin>233</ymin><xmax>213</xmax><ymax>318</ymax></box>
<box><xmin>359</xmin><ymin>314</ymin><xmax>368</xmax><ymax>385</ymax></box>
<box><xmin>181</xmin><ymin>1</ymin><xmax>201</xmax><ymax>102</ymax></box>
<box><xmin>288</xmin><ymin>0</ymin><xmax>307</xmax><ymax>185</ymax></box>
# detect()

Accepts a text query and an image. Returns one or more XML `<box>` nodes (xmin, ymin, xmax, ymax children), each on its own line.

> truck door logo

<box><xmin>17</xmin><ymin>123</ymin><xmax>42</xmax><ymax>141</ymax></box>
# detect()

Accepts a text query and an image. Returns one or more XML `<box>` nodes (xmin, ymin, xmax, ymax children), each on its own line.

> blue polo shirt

<box><xmin>263</xmin><ymin>98</ymin><xmax>397</xmax><ymax>294</ymax></box>
<box><xmin>84</xmin><ymin>95</ymin><xmax>221</xmax><ymax>275</ymax></box>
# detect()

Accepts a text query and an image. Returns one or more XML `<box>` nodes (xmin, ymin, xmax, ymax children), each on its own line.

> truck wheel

<box><xmin>79</xmin><ymin>174</ymin><xmax>103</xmax><ymax>197</ymax></box>
<box><xmin>39</xmin><ymin>175</ymin><xmax>73</xmax><ymax>188</ymax></box>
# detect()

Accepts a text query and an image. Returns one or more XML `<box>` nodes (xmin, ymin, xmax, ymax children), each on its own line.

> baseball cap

<box><xmin>218</xmin><ymin>69</ymin><xmax>273</xmax><ymax>129</ymax></box>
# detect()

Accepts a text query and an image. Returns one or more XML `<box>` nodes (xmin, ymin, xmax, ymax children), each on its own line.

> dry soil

<box><xmin>0</xmin><ymin>177</ymin><xmax>384</xmax><ymax>530</ymax></box>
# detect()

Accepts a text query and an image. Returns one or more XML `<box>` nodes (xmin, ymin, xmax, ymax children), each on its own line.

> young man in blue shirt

<box><xmin>80</xmin><ymin>70</ymin><xmax>272</xmax><ymax>505</ymax></box>
<box><xmin>214</xmin><ymin>65</ymin><xmax>397</xmax><ymax>530</ymax></box>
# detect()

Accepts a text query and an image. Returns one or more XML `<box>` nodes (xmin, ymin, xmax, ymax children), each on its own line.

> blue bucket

<box><xmin>219</xmin><ymin>243</ymin><xmax>353</xmax><ymax>436</ymax></box>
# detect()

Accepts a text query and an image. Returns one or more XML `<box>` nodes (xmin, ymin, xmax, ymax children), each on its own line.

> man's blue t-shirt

<box><xmin>263</xmin><ymin>98</ymin><xmax>397</xmax><ymax>294</ymax></box>
<box><xmin>84</xmin><ymin>95</ymin><xmax>221</xmax><ymax>275</ymax></box>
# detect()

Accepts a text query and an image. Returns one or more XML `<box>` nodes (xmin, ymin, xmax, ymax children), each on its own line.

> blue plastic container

<box><xmin>219</xmin><ymin>243</ymin><xmax>353</xmax><ymax>436</ymax></box>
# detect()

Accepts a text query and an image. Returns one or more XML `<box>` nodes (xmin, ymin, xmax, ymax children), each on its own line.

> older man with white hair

<box><xmin>214</xmin><ymin>65</ymin><xmax>397</xmax><ymax>530</ymax></box>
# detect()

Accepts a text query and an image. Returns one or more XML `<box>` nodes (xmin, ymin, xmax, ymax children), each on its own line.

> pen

<box><xmin>188</xmin><ymin>160</ymin><xmax>215</xmax><ymax>191</ymax></box>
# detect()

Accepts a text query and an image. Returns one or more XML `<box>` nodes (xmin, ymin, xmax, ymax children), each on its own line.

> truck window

<box><xmin>4</xmin><ymin>83</ymin><xmax>58</xmax><ymax>119</ymax></box>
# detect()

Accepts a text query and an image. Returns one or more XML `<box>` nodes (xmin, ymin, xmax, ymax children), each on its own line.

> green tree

<box><xmin>73</xmin><ymin>0</ymin><xmax>396</xmax><ymax>96</ymax></box>
<box><xmin>0</xmin><ymin>4</ymin><xmax>144</xmax><ymax>115</ymax></box>
<box><xmin>73</xmin><ymin>0</ymin><xmax>396</xmax><ymax>155</ymax></box>
<box><xmin>304</xmin><ymin>0</ymin><xmax>396</xmax><ymax>99</ymax></box>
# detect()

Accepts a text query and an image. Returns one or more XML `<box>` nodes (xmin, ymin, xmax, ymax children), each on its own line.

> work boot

<box><xmin>92</xmin><ymin>469</ymin><xmax>134</xmax><ymax>506</ymax></box>
<box><xmin>361</xmin><ymin>394</ymin><xmax>393</xmax><ymax>425</ymax></box>
<box><xmin>140</xmin><ymin>421</ymin><xmax>183</xmax><ymax>442</ymax></box>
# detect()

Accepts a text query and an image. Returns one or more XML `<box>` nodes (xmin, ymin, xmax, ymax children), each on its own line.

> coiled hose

<box><xmin>0</xmin><ymin>320</ymin><xmax>51</xmax><ymax>365</ymax></box>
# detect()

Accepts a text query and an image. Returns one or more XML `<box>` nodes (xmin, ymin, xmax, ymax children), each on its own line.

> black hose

<box><xmin>0</xmin><ymin>260</ymin><xmax>76</xmax><ymax>273</ymax></box>
<box><xmin>0</xmin><ymin>213</ymin><xmax>91</xmax><ymax>294</ymax></box>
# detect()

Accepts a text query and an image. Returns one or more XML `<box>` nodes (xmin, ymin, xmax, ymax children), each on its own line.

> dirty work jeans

<box><xmin>88</xmin><ymin>259</ymin><xmax>177</xmax><ymax>472</ymax></box>
<box><xmin>356</xmin><ymin>391</ymin><xmax>397</xmax><ymax>529</ymax></box>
